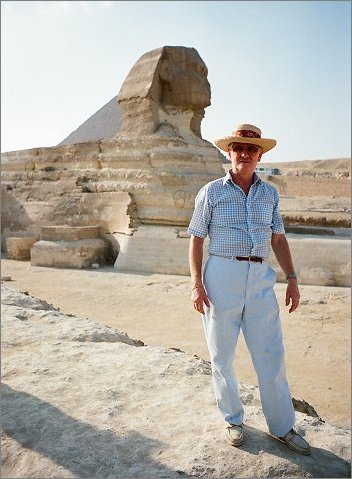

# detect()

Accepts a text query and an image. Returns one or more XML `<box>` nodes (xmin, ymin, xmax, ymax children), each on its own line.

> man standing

<box><xmin>188</xmin><ymin>124</ymin><xmax>311</xmax><ymax>455</ymax></box>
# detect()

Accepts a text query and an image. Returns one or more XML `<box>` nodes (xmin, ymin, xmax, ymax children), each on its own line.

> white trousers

<box><xmin>202</xmin><ymin>255</ymin><xmax>295</xmax><ymax>437</ymax></box>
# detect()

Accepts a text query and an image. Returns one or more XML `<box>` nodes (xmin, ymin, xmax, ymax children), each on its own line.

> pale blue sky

<box><xmin>1</xmin><ymin>0</ymin><xmax>351</xmax><ymax>162</ymax></box>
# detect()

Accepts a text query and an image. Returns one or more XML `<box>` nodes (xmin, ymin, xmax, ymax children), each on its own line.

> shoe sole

<box><xmin>226</xmin><ymin>435</ymin><xmax>244</xmax><ymax>447</ymax></box>
<box><xmin>284</xmin><ymin>441</ymin><xmax>311</xmax><ymax>455</ymax></box>
<box><xmin>275</xmin><ymin>436</ymin><xmax>311</xmax><ymax>455</ymax></box>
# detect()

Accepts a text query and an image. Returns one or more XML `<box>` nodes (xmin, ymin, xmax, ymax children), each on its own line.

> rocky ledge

<box><xmin>1</xmin><ymin>285</ymin><xmax>350</xmax><ymax>478</ymax></box>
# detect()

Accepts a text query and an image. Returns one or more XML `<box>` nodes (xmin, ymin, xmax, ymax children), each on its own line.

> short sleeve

<box><xmin>271</xmin><ymin>191</ymin><xmax>285</xmax><ymax>234</ymax></box>
<box><xmin>187</xmin><ymin>186</ymin><xmax>212</xmax><ymax>238</ymax></box>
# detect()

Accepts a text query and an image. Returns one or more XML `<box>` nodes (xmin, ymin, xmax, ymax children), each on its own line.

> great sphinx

<box><xmin>1</xmin><ymin>46</ymin><xmax>224</xmax><ymax>274</ymax></box>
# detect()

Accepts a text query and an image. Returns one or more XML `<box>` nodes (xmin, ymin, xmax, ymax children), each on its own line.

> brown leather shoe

<box><xmin>277</xmin><ymin>428</ymin><xmax>311</xmax><ymax>455</ymax></box>
<box><xmin>225</xmin><ymin>423</ymin><xmax>244</xmax><ymax>446</ymax></box>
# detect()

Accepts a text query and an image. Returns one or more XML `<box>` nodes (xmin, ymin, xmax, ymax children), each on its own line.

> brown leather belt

<box><xmin>235</xmin><ymin>256</ymin><xmax>264</xmax><ymax>263</ymax></box>
<box><xmin>209</xmin><ymin>254</ymin><xmax>265</xmax><ymax>263</ymax></box>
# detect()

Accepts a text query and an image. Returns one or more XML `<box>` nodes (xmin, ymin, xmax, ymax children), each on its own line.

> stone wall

<box><xmin>114</xmin><ymin>227</ymin><xmax>350</xmax><ymax>286</ymax></box>
<box><xmin>113</xmin><ymin>225</ymin><xmax>206</xmax><ymax>276</ymax></box>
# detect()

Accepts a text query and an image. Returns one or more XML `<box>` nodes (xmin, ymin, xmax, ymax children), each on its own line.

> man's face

<box><xmin>229</xmin><ymin>142</ymin><xmax>263</xmax><ymax>174</ymax></box>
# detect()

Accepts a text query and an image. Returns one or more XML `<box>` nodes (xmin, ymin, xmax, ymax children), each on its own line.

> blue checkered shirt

<box><xmin>188</xmin><ymin>171</ymin><xmax>285</xmax><ymax>258</ymax></box>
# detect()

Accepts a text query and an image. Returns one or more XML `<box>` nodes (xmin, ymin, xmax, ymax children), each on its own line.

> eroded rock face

<box><xmin>1</xmin><ymin>46</ymin><xmax>223</xmax><ymax>259</ymax></box>
<box><xmin>117</xmin><ymin>46</ymin><xmax>210</xmax><ymax>137</ymax></box>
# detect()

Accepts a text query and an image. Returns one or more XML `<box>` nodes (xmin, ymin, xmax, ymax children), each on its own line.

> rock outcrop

<box><xmin>1</xmin><ymin>285</ymin><xmax>351</xmax><ymax>478</ymax></box>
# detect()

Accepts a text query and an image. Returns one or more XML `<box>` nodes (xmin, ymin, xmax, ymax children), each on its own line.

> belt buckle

<box><xmin>248</xmin><ymin>256</ymin><xmax>254</xmax><ymax>262</ymax></box>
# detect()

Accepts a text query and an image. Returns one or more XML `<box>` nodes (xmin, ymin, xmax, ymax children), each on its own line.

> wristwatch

<box><xmin>286</xmin><ymin>272</ymin><xmax>297</xmax><ymax>281</ymax></box>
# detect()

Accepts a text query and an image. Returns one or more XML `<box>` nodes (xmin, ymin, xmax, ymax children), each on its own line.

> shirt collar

<box><xmin>222</xmin><ymin>170</ymin><xmax>262</xmax><ymax>186</ymax></box>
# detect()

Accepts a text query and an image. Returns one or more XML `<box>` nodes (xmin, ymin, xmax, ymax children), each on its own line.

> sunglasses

<box><xmin>231</xmin><ymin>144</ymin><xmax>261</xmax><ymax>155</ymax></box>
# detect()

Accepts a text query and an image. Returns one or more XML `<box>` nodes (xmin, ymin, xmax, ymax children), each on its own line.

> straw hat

<box><xmin>214</xmin><ymin>124</ymin><xmax>276</xmax><ymax>153</ymax></box>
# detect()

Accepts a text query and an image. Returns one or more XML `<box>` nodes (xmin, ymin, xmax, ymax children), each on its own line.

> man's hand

<box><xmin>191</xmin><ymin>284</ymin><xmax>210</xmax><ymax>314</ymax></box>
<box><xmin>286</xmin><ymin>280</ymin><xmax>300</xmax><ymax>313</ymax></box>
<box><xmin>271</xmin><ymin>233</ymin><xmax>300</xmax><ymax>313</ymax></box>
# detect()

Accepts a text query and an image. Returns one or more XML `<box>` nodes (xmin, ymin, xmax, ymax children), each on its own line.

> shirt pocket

<box><xmin>211</xmin><ymin>199</ymin><xmax>246</xmax><ymax>227</ymax></box>
<box><xmin>254</xmin><ymin>202</ymin><xmax>274</xmax><ymax>226</ymax></box>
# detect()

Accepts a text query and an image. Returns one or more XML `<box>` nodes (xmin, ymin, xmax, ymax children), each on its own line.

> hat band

<box><xmin>234</xmin><ymin>129</ymin><xmax>261</xmax><ymax>139</ymax></box>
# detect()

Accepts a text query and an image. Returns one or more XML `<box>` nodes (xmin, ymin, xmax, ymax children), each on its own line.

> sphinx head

<box><xmin>158</xmin><ymin>46</ymin><xmax>210</xmax><ymax>110</ymax></box>
<box><xmin>117</xmin><ymin>46</ymin><xmax>211</xmax><ymax>137</ymax></box>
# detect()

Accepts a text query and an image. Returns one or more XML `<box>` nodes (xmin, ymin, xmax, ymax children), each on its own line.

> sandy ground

<box><xmin>1</xmin><ymin>258</ymin><xmax>350</xmax><ymax>429</ymax></box>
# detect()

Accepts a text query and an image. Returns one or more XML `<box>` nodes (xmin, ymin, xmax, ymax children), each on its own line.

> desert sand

<box><xmin>2</xmin><ymin>284</ymin><xmax>351</xmax><ymax>478</ymax></box>
<box><xmin>2</xmin><ymin>258</ymin><xmax>350</xmax><ymax>430</ymax></box>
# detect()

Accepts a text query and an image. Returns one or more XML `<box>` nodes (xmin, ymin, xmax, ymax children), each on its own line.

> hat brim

<box><xmin>214</xmin><ymin>136</ymin><xmax>277</xmax><ymax>154</ymax></box>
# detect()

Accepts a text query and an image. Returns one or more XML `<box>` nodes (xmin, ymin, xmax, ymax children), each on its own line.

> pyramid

<box><xmin>58</xmin><ymin>96</ymin><xmax>123</xmax><ymax>146</ymax></box>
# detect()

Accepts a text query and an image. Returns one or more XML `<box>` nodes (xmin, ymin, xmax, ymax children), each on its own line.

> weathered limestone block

<box><xmin>76</xmin><ymin>191</ymin><xmax>136</xmax><ymax>234</ymax></box>
<box><xmin>114</xmin><ymin>225</ymin><xmax>209</xmax><ymax>275</ymax></box>
<box><xmin>31</xmin><ymin>239</ymin><xmax>110</xmax><ymax>269</ymax></box>
<box><xmin>40</xmin><ymin>226</ymin><xmax>101</xmax><ymax>241</ymax></box>
<box><xmin>0</xmin><ymin>148</ymin><xmax>37</xmax><ymax>172</ymax></box>
<box><xmin>6</xmin><ymin>237</ymin><xmax>37</xmax><ymax>261</ymax></box>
